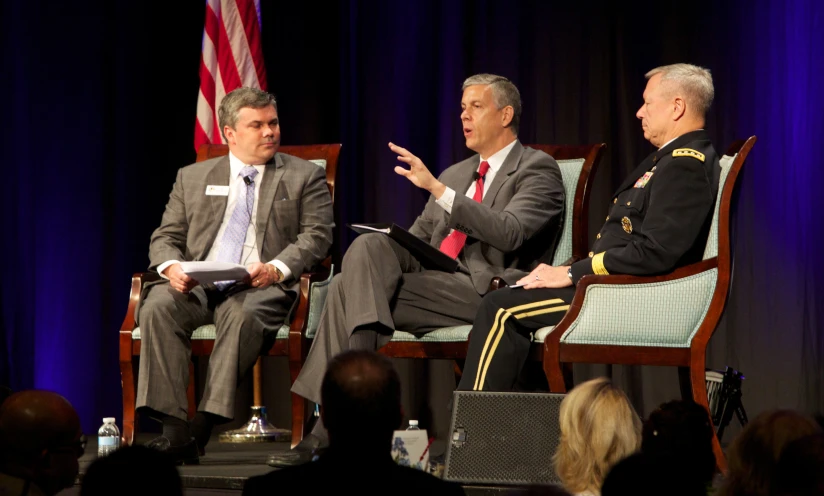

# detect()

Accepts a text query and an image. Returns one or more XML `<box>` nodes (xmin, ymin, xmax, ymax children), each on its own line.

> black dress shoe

<box><xmin>145</xmin><ymin>436</ymin><xmax>200</xmax><ymax>465</ymax></box>
<box><xmin>266</xmin><ymin>433</ymin><xmax>327</xmax><ymax>467</ymax></box>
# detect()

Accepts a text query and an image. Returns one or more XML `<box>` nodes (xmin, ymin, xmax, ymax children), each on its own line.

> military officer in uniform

<box><xmin>458</xmin><ymin>63</ymin><xmax>721</xmax><ymax>392</ymax></box>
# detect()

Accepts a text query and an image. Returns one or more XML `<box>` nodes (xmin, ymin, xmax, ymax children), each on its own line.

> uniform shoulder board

<box><xmin>672</xmin><ymin>148</ymin><xmax>705</xmax><ymax>162</ymax></box>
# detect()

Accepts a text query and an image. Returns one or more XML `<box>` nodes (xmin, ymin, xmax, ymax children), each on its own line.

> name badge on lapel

<box><xmin>205</xmin><ymin>185</ymin><xmax>230</xmax><ymax>196</ymax></box>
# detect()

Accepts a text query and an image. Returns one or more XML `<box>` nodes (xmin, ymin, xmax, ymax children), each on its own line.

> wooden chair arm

<box><xmin>120</xmin><ymin>272</ymin><xmax>161</xmax><ymax>333</ymax></box>
<box><xmin>544</xmin><ymin>258</ymin><xmax>719</xmax><ymax>349</ymax></box>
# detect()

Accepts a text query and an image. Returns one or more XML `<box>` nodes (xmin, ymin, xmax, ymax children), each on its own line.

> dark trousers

<box><xmin>458</xmin><ymin>286</ymin><xmax>576</xmax><ymax>392</ymax></box>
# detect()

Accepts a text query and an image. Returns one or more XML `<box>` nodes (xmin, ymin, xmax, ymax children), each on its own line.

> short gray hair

<box><xmin>645</xmin><ymin>64</ymin><xmax>714</xmax><ymax>118</ymax></box>
<box><xmin>462</xmin><ymin>73</ymin><xmax>522</xmax><ymax>135</ymax></box>
<box><xmin>218</xmin><ymin>87</ymin><xmax>278</xmax><ymax>142</ymax></box>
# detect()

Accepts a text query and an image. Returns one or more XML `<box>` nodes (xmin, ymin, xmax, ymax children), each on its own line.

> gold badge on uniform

<box><xmin>621</xmin><ymin>216</ymin><xmax>633</xmax><ymax>234</ymax></box>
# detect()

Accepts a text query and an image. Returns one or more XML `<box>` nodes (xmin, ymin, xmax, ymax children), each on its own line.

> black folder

<box><xmin>347</xmin><ymin>223</ymin><xmax>459</xmax><ymax>273</ymax></box>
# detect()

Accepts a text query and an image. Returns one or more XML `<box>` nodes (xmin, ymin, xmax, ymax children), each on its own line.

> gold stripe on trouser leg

<box><xmin>473</xmin><ymin>308</ymin><xmax>508</xmax><ymax>390</ymax></box>
<box><xmin>475</xmin><ymin>298</ymin><xmax>568</xmax><ymax>390</ymax></box>
<box><xmin>477</xmin><ymin>312</ymin><xmax>514</xmax><ymax>391</ymax></box>
<box><xmin>514</xmin><ymin>305</ymin><xmax>570</xmax><ymax>320</ymax></box>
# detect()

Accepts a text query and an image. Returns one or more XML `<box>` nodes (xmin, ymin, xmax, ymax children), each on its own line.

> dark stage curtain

<box><xmin>1</xmin><ymin>0</ymin><xmax>821</xmax><ymax>436</ymax></box>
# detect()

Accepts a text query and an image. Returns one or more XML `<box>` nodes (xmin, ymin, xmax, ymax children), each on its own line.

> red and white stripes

<box><xmin>194</xmin><ymin>0</ymin><xmax>268</xmax><ymax>151</ymax></box>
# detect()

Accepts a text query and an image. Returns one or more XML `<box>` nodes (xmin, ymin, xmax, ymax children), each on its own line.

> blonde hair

<box><xmin>553</xmin><ymin>378</ymin><xmax>642</xmax><ymax>496</ymax></box>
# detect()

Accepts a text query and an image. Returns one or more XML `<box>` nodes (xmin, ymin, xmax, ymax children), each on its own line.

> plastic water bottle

<box><xmin>406</xmin><ymin>419</ymin><xmax>421</xmax><ymax>430</ymax></box>
<box><xmin>97</xmin><ymin>417</ymin><xmax>120</xmax><ymax>457</ymax></box>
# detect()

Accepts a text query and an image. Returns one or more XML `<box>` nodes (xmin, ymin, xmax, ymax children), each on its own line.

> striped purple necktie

<box><xmin>215</xmin><ymin>166</ymin><xmax>258</xmax><ymax>290</ymax></box>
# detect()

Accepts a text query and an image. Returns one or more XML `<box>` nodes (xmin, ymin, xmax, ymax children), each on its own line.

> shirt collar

<box><xmin>228</xmin><ymin>151</ymin><xmax>265</xmax><ymax>178</ymax></box>
<box><xmin>480</xmin><ymin>138</ymin><xmax>518</xmax><ymax>173</ymax></box>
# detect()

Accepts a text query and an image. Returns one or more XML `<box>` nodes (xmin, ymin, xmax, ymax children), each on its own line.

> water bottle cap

<box><xmin>409</xmin><ymin>420</ymin><xmax>418</xmax><ymax>425</ymax></box>
<box><xmin>103</xmin><ymin>417</ymin><xmax>116</xmax><ymax>424</ymax></box>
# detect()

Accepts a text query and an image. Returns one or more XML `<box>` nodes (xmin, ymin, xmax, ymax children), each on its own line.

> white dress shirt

<box><xmin>158</xmin><ymin>151</ymin><xmax>292</xmax><ymax>281</ymax></box>
<box><xmin>435</xmin><ymin>139</ymin><xmax>518</xmax><ymax>213</ymax></box>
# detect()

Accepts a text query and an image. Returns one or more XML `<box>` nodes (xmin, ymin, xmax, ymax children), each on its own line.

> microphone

<box><xmin>243</xmin><ymin>176</ymin><xmax>253</xmax><ymax>186</ymax></box>
<box><xmin>473</xmin><ymin>171</ymin><xmax>482</xmax><ymax>181</ymax></box>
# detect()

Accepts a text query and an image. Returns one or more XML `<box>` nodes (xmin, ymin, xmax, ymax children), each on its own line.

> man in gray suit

<box><xmin>137</xmin><ymin>87</ymin><xmax>333</xmax><ymax>464</ymax></box>
<box><xmin>281</xmin><ymin>74</ymin><xmax>565</xmax><ymax>461</ymax></box>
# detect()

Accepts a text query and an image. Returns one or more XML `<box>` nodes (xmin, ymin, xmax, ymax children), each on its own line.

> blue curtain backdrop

<box><xmin>1</xmin><ymin>0</ymin><xmax>822</xmax><ymax>434</ymax></box>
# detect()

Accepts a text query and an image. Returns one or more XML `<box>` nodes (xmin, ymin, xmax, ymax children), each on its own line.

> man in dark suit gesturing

<box><xmin>137</xmin><ymin>87</ymin><xmax>334</xmax><ymax>463</ymax></box>
<box><xmin>244</xmin><ymin>350</ymin><xmax>464</xmax><ymax>495</ymax></box>
<box><xmin>284</xmin><ymin>74</ymin><xmax>565</xmax><ymax>458</ymax></box>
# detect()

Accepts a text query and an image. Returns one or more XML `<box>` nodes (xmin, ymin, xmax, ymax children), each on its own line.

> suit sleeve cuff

<box><xmin>268</xmin><ymin>260</ymin><xmax>293</xmax><ymax>282</ymax></box>
<box><xmin>435</xmin><ymin>187</ymin><xmax>456</xmax><ymax>214</ymax></box>
<box><xmin>157</xmin><ymin>260</ymin><xmax>179</xmax><ymax>279</ymax></box>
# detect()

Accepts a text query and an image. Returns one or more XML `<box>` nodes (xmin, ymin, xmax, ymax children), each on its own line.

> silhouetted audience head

<box><xmin>552</xmin><ymin>377</ymin><xmax>641</xmax><ymax>496</ymax></box>
<box><xmin>720</xmin><ymin>409</ymin><xmax>822</xmax><ymax>496</ymax></box>
<box><xmin>641</xmin><ymin>399</ymin><xmax>716</xmax><ymax>489</ymax></box>
<box><xmin>81</xmin><ymin>445</ymin><xmax>182</xmax><ymax>496</ymax></box>
<box><xmin>0</xmin><ymin>390</ymin><xmax>84</xmax><ymax>495</ymax></box>
<box><xmin>773</xmin><ymin>433</ymin><xmax>824</xmax><ymax>496</ymax></box>
<box><xmin>601</xmin><ymin>452</ymin><xmax>708</xmax><ymax>496</ymax></box>
<box><xmin>320</xmin><ymin>350</ymin><xmax>402</xmax><ymax>449</ymax></box>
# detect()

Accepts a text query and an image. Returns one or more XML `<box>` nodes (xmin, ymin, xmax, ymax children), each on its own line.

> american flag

<box><xmin>194</xmin><ymin>0</ymin><xmax>268</xmax><ymax>151</ymax></box>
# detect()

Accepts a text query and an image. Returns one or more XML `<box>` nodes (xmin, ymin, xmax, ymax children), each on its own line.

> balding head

<box><xmin>320</xmin><ymin>350</ymin><xmax>402</xmax><ymax>447</ymax></box>
<box><xmin>0</xmin><ymin>390</ymin><xmax>83</xmax><ymax>494</ymax></box>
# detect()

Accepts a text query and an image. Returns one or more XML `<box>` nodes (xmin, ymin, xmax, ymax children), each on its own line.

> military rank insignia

<box><xmin>621</xmin><ymin>216</ymin><xmax>633</xmax><ymax>234</ymax></box>
<box><xmin>633</xmin><ymin>170</ymin><xmax>654</xmax><ymax>188</ymax></box>
<box><xmin>672</xmin><ymin>148</ymin><xmax>705</xmax><ymax>162</ymax></box>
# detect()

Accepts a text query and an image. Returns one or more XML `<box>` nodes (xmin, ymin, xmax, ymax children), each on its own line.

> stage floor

<box><xmin>60</xmin><ymin>435</ymin><xmax>535</xmax><ymax>495</ymax></box>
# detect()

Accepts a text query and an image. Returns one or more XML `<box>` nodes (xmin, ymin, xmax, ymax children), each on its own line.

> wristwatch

<box><xmin>567</xmin><ymin>266</ymin><xmax>574</xmax><ymax>284</ymax></box>
<box><xmin>268</xmin><ymin>264</ymin><xmax>284</xmax><ymax>282</ymax></box>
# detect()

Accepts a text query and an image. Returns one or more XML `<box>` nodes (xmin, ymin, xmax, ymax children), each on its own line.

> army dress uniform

<box><xmin>458</xmin><ymin>129</ymin><xmax>721</xmax><ymax>392</ymax></box>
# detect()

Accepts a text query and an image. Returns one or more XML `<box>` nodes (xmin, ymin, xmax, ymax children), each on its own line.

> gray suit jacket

<box><xmin>408</xmin><ymin>141</ymin><xmax>564</xmax><ymax>294</ymax></box>
<box><xmin>146</xmin><ymin>152</ymin><xmax>334</xmax><ymax>294</ymax></box>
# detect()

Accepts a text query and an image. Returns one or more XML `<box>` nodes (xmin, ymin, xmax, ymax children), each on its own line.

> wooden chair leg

<box><xmin>120</xmin><ymin>352</ymin><xmax>136</xmax><ymax>446</ymax></box>
<box><xmin>544</xmin><ymin>342</ymin><xmax>568</xmax><ymax>393</ymax></box>
<box><xmin>187</xmin><ymin>360</ymin><xmax>196</xmax><ymax>419</ymax></box>
<box><xmin>691</xmin><ymin>359</ymin><xmax>727</xmax><ymax>474</ymax></box>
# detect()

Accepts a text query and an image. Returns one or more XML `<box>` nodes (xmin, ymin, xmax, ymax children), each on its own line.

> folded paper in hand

<box><xmin>179</xmin><ymin>261</ymin><xmax>249</xmax><ymax>284</ymax></box>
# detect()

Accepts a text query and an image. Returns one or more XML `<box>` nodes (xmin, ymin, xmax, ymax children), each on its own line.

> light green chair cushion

<box><xmin>390</xmin><ymin>325</ymin><xmax>473</xmax><ymax>342</ymax></box>
<box><xmin>132</xmin><ymin>324</ymin><xmax>289</xmax><ymax>340</ymax></box>
<box><xmin>703</xmin><ymin>153</ymin><xmax>735</xmax><ymax>260</ymax></box>
<box><xmin>551</xmin><ymin>158</ymin><xmax>585</xmax><ymax>266</ymax></box>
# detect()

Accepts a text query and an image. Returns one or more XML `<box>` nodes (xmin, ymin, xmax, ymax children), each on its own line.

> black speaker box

<box><xmin>444</xmin><ymin>391</ymin><xmax>565</xmax><ymax>486</ymax></box>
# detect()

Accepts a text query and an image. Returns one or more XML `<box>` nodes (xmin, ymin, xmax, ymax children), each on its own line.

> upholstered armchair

<box><xmin>541</xmin><ymin>137</ymin><xmax>757</xmax><ymax>473</ymax></box>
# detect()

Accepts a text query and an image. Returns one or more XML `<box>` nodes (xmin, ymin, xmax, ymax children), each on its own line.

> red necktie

<box><xmin>439</xmin><ymin>161</ymin><xmax>490</xmax><ymax>259</ymax></box>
